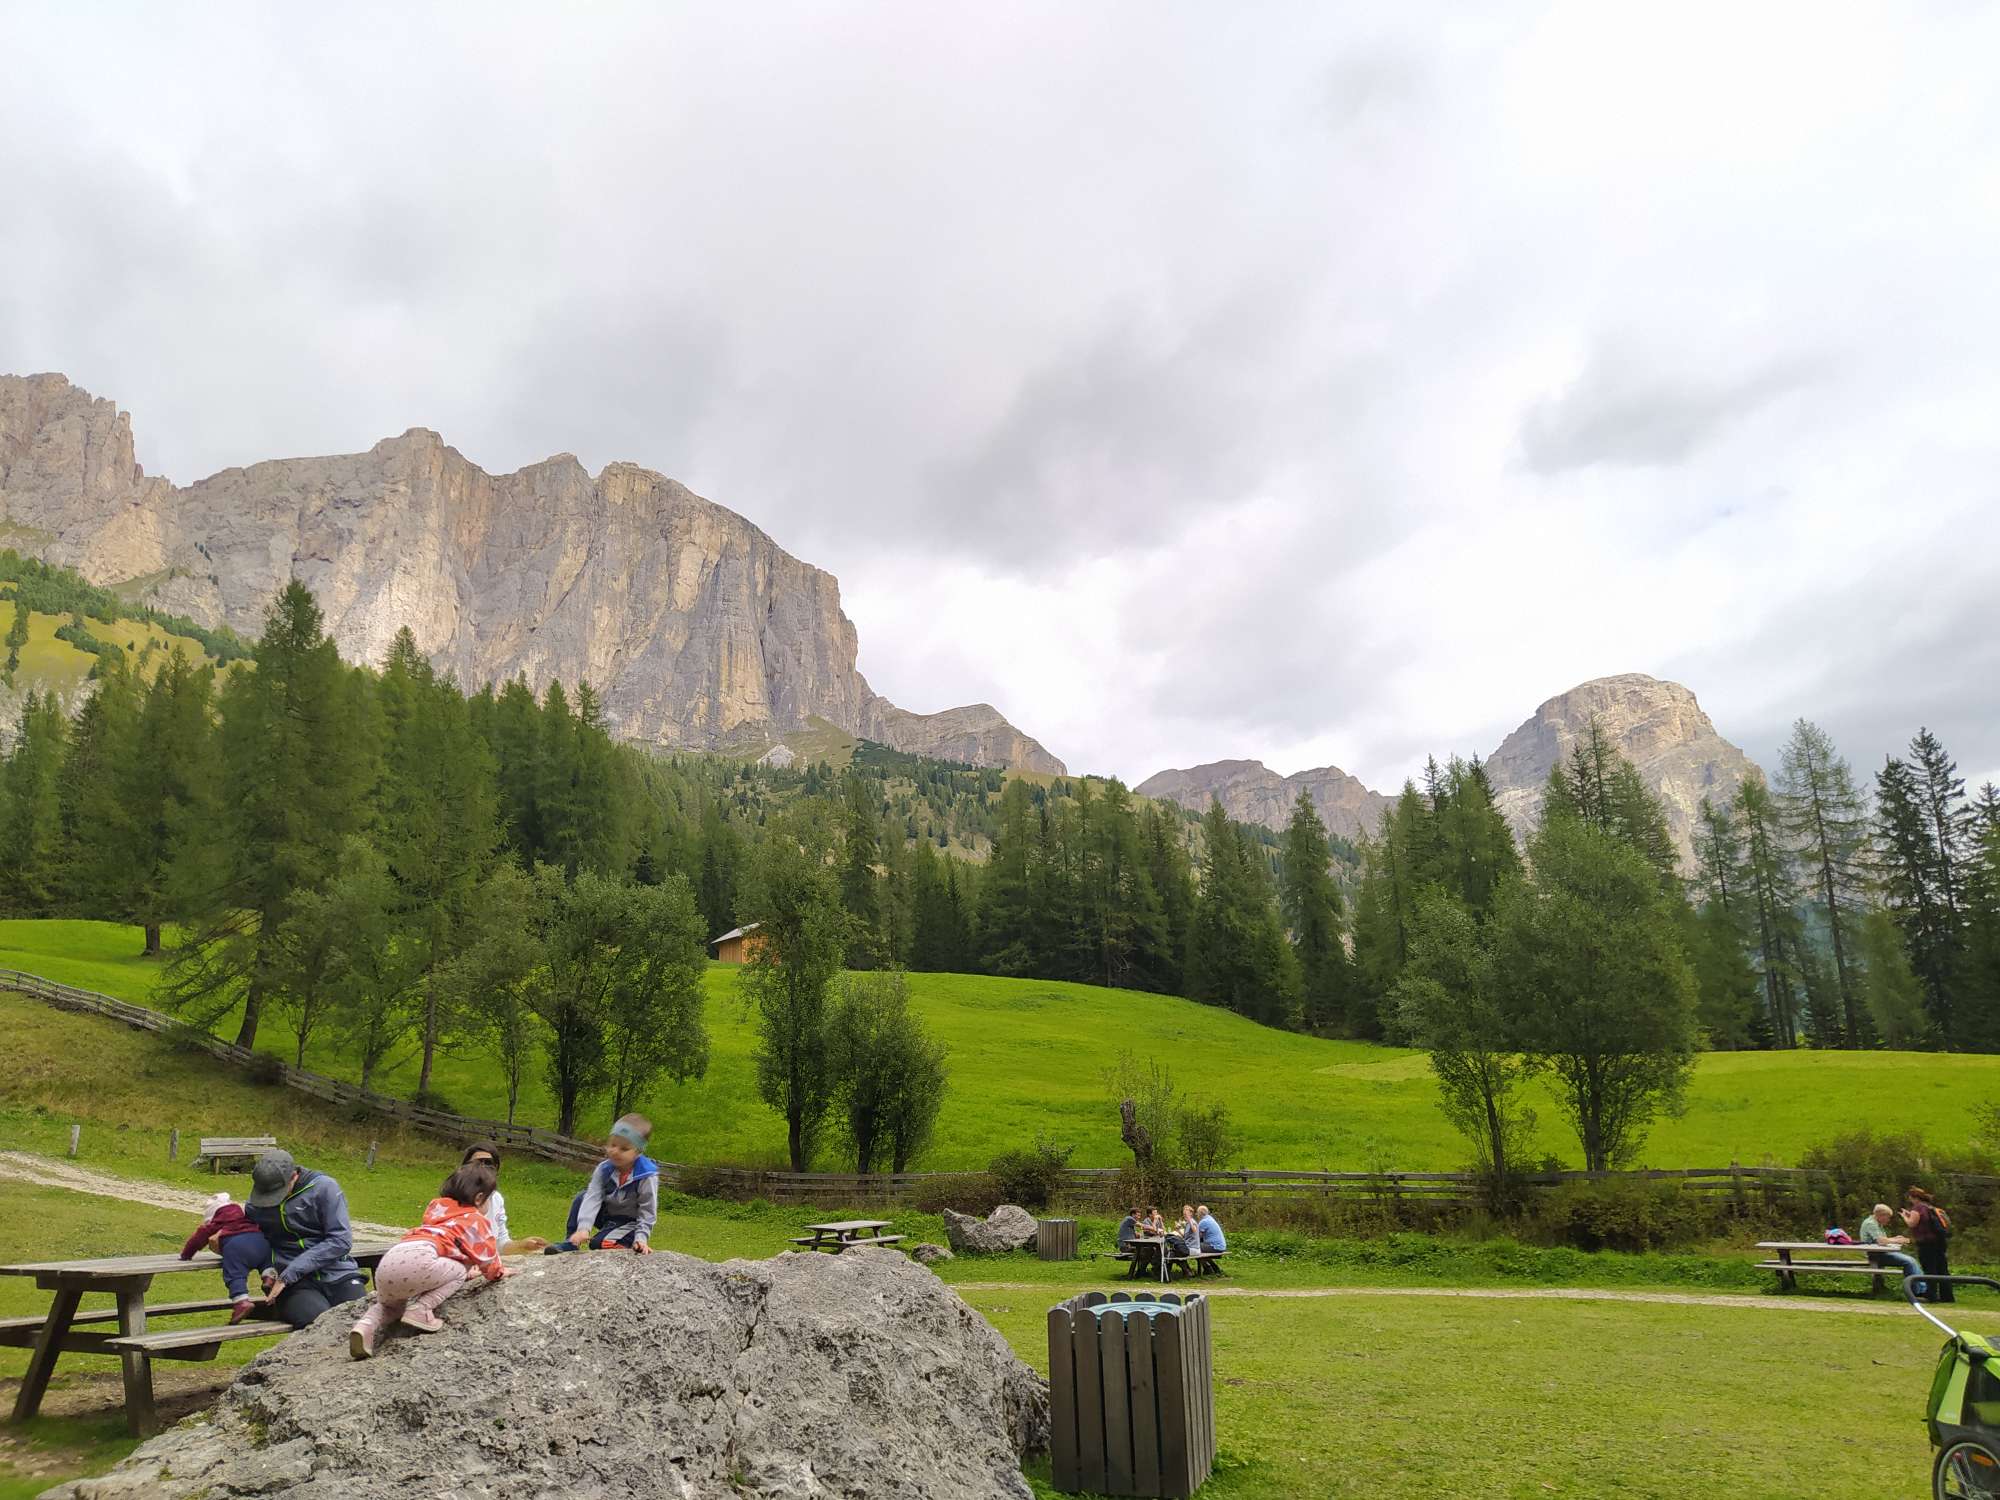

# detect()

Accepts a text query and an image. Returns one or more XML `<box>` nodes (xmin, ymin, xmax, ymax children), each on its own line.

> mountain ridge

<box><xmin>0</xmin><ymin>372</ymin><xmax>1064</xmax><ymax>773</ymax></box>
<box><xmin>1139</xmin><ymin>672</ymin><xmax>1759</xmax><ymax>872</ymax></box>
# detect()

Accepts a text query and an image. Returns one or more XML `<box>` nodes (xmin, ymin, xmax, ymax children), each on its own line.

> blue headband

<box><xmin>611</xmin><ymin>1121</ymin><xmax>649</xmax><ymax>1150</ymax></box>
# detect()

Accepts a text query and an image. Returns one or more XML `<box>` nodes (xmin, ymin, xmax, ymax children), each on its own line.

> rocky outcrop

<box><xmin>1481</xmin><ymin>673</ymin><xmax>1758</xmax><ymax>870</ymax></box>
<box><xmin>46</xmin><ymin>1249</ymin><xmax>1048</xmax><ymax>1500</ymax></box>
<box><xmin>0</xmin><ymin>373</ymin><xmax>1064</xmax><ymax>773</ymax></box>
<box><xmin>1140</xmin><ymin>675</ymin><xmax>1759</xmax><ymax>875</ymax></box>
<box><xmin>1135</xmin><ymin>759</ymin><xmax>1393</xmax><ymax>843</ymax></box>
<box><xmin>942</xmin><ymin>1205</ymin><xmax>1041</xmax><ymax>1255</ymax></box>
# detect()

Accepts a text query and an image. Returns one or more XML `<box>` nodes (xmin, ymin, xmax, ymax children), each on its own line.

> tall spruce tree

<box><xmin>376</xmin><ymin>628</ymin><xmax>502</xmax><ymax>1097</ymax></box>
<box><xmin>1187</xmin><ymin>801</ymin><xmax>1298</xmax><ymax>1027</ymax></box>
<box><xmin>163</xmin><ymin>581</ymin><xmax>375</xmax><ymax>1048</ymax></box>
<box><xmin>1735</xmin><ymin>776</ymin><xmax>1805</xmax><ymax>1046</ymax></box>
<box><xmin>1280</xmin><ymin>790</ymin><xmax>1356</xmax><ymax>1034</ymax></box>
<box><xmin>1</xmin><ymin>691</ymin><xmax>69</xmax><ymax>913</ymax></box>
<box><xmin>839</xmin><ymin>774</ymin><xmax>884</xmax><ymax>968</ymax></box>
<box><xmin>1778</xmin><ymin>719</ymin><xmax>1872</xmax><ymax>1048</ymax></box>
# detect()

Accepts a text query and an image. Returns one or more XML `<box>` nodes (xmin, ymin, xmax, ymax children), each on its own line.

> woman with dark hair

<box><xmin>460</xmin><ymin>1141</ymin><xmax>546</xmax><ymax>1255</ymax></box>
<box><xmin>1904</xmin><ymin>1186</ymin><xmax>1953</xmax><ymax>1303</ymax></box>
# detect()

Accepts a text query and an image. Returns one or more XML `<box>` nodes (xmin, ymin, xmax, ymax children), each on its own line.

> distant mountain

<box><xmin>1140</xmin><ymin>673</ymin><xmax>1760</xmax><ymax>872</ymax></box>
<box><xmin>0</xmin><ymin>373</ymin><xmax>1063</xmax><ymax>773</ymax></box>
<box><xmin>1481</xmin><ymin>673</ymin><xmax>1758</xmax><ymax>867</ymax></box>
<box><xmin>1134</xmin><ymin>759</ymin><xmax>1392</xmax><ymax>844</ymax></box>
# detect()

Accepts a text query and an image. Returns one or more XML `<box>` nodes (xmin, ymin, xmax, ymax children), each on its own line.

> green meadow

<box><xmin>3</xmin><ymin>919</ymin><xmax>1994</xmax><ymax>1173</ymax></box>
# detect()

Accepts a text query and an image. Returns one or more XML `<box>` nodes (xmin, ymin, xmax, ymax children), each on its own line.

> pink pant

<box><xmin>352</xmin><ymin>1242</ymin><xmax>467</xmax><ymax>1337</ymax></box>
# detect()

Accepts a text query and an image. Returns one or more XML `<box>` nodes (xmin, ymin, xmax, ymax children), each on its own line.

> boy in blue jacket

<box><xmin>547</xmin><ymin>1114</ymin><xmax>659</xmax><ymax>1253</ymax></box>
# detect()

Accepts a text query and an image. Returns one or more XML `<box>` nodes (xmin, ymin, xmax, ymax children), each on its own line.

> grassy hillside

<box><xmin>6</xmin><ymin>919</ymin><xmax>1997</xmax><ymax>1172</ymax></box>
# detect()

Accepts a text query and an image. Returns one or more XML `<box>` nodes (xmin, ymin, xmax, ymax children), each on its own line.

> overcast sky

<box><xmin>3</xmin><ymin>3</ymin><xmax>1996</xmax><ymax>793</ymax></box>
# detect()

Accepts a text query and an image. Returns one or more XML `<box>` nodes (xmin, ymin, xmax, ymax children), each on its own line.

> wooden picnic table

<box><xmin>789</xmin><ymin>1220</ymin><xmax>904</xmax><ymax>1254</ymax></box>
<box><xmin>2</xmin><ymin>1241</ymin><xmax>395</xmax><ymax>1436</ymax></box>
<box><xmin>1755</xmin><ymin>1239</ymin><xmax>1912</xmax><ymax>1293</ymax></box>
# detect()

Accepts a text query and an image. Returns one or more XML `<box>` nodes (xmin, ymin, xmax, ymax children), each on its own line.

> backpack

<box><xmin>1934</xmin><ymin>1206</ymin><xmax>1952</xmax><ymax>1238</ymax></box>
<box><xmin>1825</xmin><ymin>1227</ymin><xmax>1854</xmax><ymax>1245</ymax></box>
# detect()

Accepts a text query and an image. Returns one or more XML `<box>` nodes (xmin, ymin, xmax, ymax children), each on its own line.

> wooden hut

<box><xmin>709</xmin><ymin>923</ymin><xmax>766</xmax><ymax>964</ymax></box>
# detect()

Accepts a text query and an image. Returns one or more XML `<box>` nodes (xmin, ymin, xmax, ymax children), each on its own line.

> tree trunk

<box><xmin>418</xmin><ymin>977</ymin><xmax>438</xmax><ymax>1096</ymax></box>
<box><xmin>234</xmin><ymin>977</ymin><xmax>264</xmax><ymax>1050</ymax></box>
<box><xmin>788</xmin><ymin>1111</ymin><xmax>805</xmax><ymax>1173</ymax></box>
<box><xmin>141</xmin><ymin>923</ymin><xmax>162</xmax><ymax>958</ymax></box>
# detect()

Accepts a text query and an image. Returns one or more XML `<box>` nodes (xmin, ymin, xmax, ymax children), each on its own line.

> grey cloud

<box><xmin>1519</xmin><ymin>347</ymin><xmax>1824</xmax><ymax>475</ymax></box>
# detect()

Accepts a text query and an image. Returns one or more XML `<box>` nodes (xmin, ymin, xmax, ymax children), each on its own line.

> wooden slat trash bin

<box><xmin>1047</xmin><ymin>1290</ymin><xmax>1214</xmax><ymax>1498</ymax></box>
<box><xmin>1038</xmin><ymin>1218</ymin><xmax>1078</xmax><ymax>1261</ymax></box>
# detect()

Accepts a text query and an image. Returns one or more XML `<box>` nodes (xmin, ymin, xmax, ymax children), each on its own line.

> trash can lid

<box><xmin>1089</xmin><ymin>1301</ymin><xmax>1184</xmax><ymax>1319</ymax></box>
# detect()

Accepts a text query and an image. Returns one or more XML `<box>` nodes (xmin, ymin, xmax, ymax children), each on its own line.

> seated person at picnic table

<box><xmin>244</xmin><ymin>1149</ymin><xmax>369</xmax><ymax>1328</ymax></box>
<box><xmin>1143</xmin><ymin>1206</ymin><xmax>1167</xmax><ymax>1237</ymax></box>
<box><xmin>349</xmin><ymin>1161</ymin><xmax>514</xmax><ymax>1359</ymax></box>
<box><xmin>1114</xmin><ymin>1206</ymin><xmax>1141</xmax><ymax>1249</ymax></box>
<box><xmin>458</xmin><ymin>1141</ymin><xmax>547</xmax><ymax>1254</ymax></box>
<box><xmin>545</xmin><ymin>1114</ymin><xmax>659</xmax><ymax>1254</ymax></box>
<box><xmin>1859</xmin><ymin>1202</ymin><xmax>1923</xmax><ymax>1283</ymax></box>
<box><xmin>1169</xmin><ymin>1203</ymin><xmax>1199</xmax><ymax>1256</ymax></box>
<box><xmin>178</xmin><ymin>1190</ymin><xmax>272</xmax><ymax>1325</ymax></box>
<box><xmin>1195</xmin><ymin>1204</ymin><xmax>1227</xmax><ymax>1254</ymax></box>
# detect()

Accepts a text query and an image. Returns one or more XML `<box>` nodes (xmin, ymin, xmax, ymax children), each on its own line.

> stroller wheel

<box><xmin>1936</xmin><ymin>1439</ymin><xmax>2000</xmax><ymax>1499</ymax></box>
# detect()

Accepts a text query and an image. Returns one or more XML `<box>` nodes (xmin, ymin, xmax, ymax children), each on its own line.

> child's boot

<box><xmin>400</xmin><ymin>1307</ymin><xmax>444</xmax><ymax>1333</ymax></box>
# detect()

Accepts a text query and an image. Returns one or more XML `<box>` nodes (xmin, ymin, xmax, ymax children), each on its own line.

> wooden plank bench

<box><xmin>198</xmin><ymin>1136</ymin><xmax>277</xmax><ymax>1173</ymax></box>
<box><xmin>0</xmin><ymin>1298</ymin><xmax>236</xmax><ymax>1348</ymax></box>
<box><xmin>1756</xmin><ymin>1240</ymin><xmax>1908</xmax><ymax>1293</ymax></box>
<box><xmin>101</xmin><ymin>1324</ymin><xmax>288</xmax><ymax>1432</ymax></box>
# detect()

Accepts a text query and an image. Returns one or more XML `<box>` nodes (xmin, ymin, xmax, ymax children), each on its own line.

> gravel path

<box><xmin>0</xmin><ymin>1151</ymin><xmax>405</xmax><ymax>1237</ymax></box>
<box><xmin>952</xmin><ymin>1280</ymin><xmax>1918</xmax><ymax>1317</ymax></box>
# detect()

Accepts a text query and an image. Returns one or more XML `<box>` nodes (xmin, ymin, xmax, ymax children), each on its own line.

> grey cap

<box><xmin>246</xmin><ymin>1149</ymin><xmax>299</xmax><ymax>1208</ymax></box>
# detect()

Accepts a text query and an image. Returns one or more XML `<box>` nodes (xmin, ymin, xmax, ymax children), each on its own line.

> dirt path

<box><xmin>0</xmin><ymin>1151</ymin><xmax>404</xmax><ymax>1237</ymax></box>
<box><xmin>952</xmin><ymin>1280</ymin><xmax>1917</xmax><ymax>1317</ymax></box>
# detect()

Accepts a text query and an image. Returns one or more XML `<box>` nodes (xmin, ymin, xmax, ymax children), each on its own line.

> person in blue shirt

<box><xmin>1195</xmin><ymin>1204</ymin><xmax>1226</xmax><ymax>1254</ymax></box>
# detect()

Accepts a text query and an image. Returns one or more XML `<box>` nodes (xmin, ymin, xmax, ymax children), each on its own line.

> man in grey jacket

<box><xmin>244</xmin><ymin>1150</ymin><xmax>368</xmax><ymax>1328</ymax></box>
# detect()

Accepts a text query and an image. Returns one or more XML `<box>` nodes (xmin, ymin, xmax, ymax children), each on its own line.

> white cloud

<box><xmin>2</xmin><ymin>1</ymin><xmax>1996</xmax><ymax>791</ymax></box>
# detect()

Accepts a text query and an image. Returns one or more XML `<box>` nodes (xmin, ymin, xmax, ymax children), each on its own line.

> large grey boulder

<box><xmin>942</xmin><ymin>1204</ymin><xmax>1039</xmax><ymax>1255</ymax></box>
<box><xmin>45</xmin><ymin>1249</ymin><xmax>1047</xmax><ymax>1500</ymax></box>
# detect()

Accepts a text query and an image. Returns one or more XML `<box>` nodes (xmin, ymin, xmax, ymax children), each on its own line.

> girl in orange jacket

<box><xmin>350</xmin><ymin>1162</ymin><xmax>513</xmax><ymax>1359</ymax></box>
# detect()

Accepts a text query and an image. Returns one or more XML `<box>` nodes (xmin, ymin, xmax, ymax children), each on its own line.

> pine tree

<box><xmin>163</xmin><ymin>581</ymin><xmax>374</xmax><ymax>1048</ymax></box>
<box><xmin>1876</xmin><ymin>752</ymin><xmax>1957</xmax><ymax>1039</ymax></box>
<box><xmin>1956</xmin><ymin>785</ymin><xmax>2000</xmax><ymax>1049</ymax></box>
<box><xmin>978</xmin><ymin>779</ymin><xmax>1040</xmax><ymax>975</ymax></box>
<box><xmin>1778</xmin><ymin>719</ymin><xmax>1872</xmax><ymax>1048</ymax></box>
<box><xmin>1</xmin><ymin>691</ymin><xmax>69</xmax><ymax>913</ymax></box>
<box><xmin>490</xmin><ymin>676</ymin><xmax>544</xmax><ymax>866</ymax></box>
<box><xmin>376</xmin><ymin>628</ymin><xmax>502</xmax><ymax>1097</ymax></box>
<box><xmin>1280</xmin><ymin>790</ymin><xmax>1356</xmax><ymax>1034</ymax></box>
<box><xmin>839</xmin><ymin>774</ymin><xmax>884</xmax><ymax>968</ymax></box>
<box><xmin>1187</xmin><ymin>801</ymin><xmax>1298</xmax><ymax>1027</ymax></box>
<box><xmin>1735</xmin><ymin>776</ymin><xmax>1806</xmax><ymax>1047</ymax></box>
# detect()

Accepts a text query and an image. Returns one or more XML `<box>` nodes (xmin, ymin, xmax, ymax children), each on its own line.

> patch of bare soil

<box><xmin>0</xmin><ymin>1152</ymin><xmax>401</xmax><ymax>1237</ymax></box>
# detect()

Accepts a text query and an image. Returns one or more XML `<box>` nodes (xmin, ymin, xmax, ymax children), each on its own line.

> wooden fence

<box><xmin>10</xmin><ymin>966</ymin><xmax>2000</xmax><ymax>1210</ymax></box>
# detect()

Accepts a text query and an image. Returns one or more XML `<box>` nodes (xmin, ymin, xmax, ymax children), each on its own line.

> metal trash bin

<box><xmin>1038</xmin><ymin>1217</ymin><xmax>1078</xmax><ymax>1261</ymax></box>
<box><xmin>1047</xmin><ymin>1290</ymin><xmax>1214</xmax><ymax>1497</ymax></box>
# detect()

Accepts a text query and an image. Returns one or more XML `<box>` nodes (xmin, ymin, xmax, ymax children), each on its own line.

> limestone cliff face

<box><xmin>0</xmin><ymin>373</ymin><xmax>1064</xmax><ymax>773</ymax></box>
<box><xmin>1134</xmin><ymin>758</ymin><xmax>1392</xmax><ymax>843</ymax></box>
<box><xmin>1140</xmin><ymin>674</ymin><xmax>1758</xmax><ymax>873</ymax></box>
<box><xmin>1481</xmin><ymin>673</ymin><xmax>1757</xmax><ymax>868</ymax></box>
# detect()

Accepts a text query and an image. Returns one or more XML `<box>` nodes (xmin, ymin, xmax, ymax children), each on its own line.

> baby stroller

<box><xmin>1910</xmin><ymin>1275</ymin><xmax>2000</xmax><ymax>1497</ymax></box>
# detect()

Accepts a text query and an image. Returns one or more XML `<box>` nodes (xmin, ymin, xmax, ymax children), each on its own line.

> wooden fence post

<box><xmin>168</xmin><ymin>1128</ymin><xmax>179</xmax><ymax>1162</ymax></box>
<box><xmin>68</xmin><ymin>1123</ymin><xmax>80</xmax><ymax>1158</ymax></box>
<box><xmin>366</xmin><ymin>1140</ymin><xmax>378</xmax><ymax>1169</ymax></box>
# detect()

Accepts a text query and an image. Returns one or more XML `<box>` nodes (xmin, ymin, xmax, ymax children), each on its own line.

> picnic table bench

<box><xmin>2</xmin><ymin>1241</ymin><xmax>395</xmax><ymax>1436</ymax></box>
<box><xmin>1755</xmin><ymin>1240</ymin><xmax>1909</xmax><ymax>1293</ymax></box>
<box><xmin>197</xmin><ymin>1136</ymin><xmax>277</xmax><ymax>1173</ymax></box>
<box><xmin>789</xmin><ymin>1220</ymin><xmax>905</xmax><ymax>1254</ymax></box>
<box><xmin>1105</xmin><ymin>1238</ymin><xmax>1229</xmax><ymax>1284</ymax></box>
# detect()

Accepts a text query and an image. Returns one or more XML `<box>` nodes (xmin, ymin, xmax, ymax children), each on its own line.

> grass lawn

<box><xmin>0</xmin><ymin>1172</ymin><xmax>1968</xmax><ymax>1498</ymax></box>
<box><xmin>5</xmin><ymin>919</ymin><xmax>1998</xmax><ymax>1174</ymax></box>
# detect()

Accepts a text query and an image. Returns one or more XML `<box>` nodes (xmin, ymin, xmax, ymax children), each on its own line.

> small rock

<box><xmin>910</xmin><ymin>1243</ymin><xmax>954</xmax><ymax>1267</ymax></box>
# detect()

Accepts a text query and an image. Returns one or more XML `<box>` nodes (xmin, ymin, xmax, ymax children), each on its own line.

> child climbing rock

<box><xmin>349</xmin><ymin>1162</ymin><xmax>512</xmax><ymax>1359</ymax></box>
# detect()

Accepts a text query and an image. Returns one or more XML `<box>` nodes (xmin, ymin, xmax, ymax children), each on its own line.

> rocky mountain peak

<box><xmin>0</xmin><ymin>372</ymin><xmax>1064</xmax><ymax>774</ymax></box>
<box><xmin>1140</xmin><ymin>673</ymin><xmax>1759</xmax><ymax>874</ymax></box>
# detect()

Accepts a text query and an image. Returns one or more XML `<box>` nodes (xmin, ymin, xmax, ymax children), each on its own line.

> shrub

<box><xmin>242</xmin><ymin>1051</ymin><xmax>286</xmax><ymax>1087</ymax></box>
<box><xmin>410</xmin><ymin>1088</ymin><xmax>457</xmax><ymax>1115</ymax></box>
<box><xmin>909</xmin><ymin>1171</ymin><xmax>1001</xmax><ymax>1217</ymax></box>
<box><xmin>1530</xmin><ymin>1179</ymin><xmax>1718</xmax><ymax>1252</ymax></box>
<box><xmin>987</xmin><ymin>1136</ymin><xmax>1074</xmax><ymax>1210</ymax></box>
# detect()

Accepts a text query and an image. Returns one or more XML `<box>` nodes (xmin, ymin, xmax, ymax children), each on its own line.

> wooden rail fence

<box><xmin>10</xmin><ymin>966</ymin><xmax>2000</xmax><ymax>1209</ymax></box>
